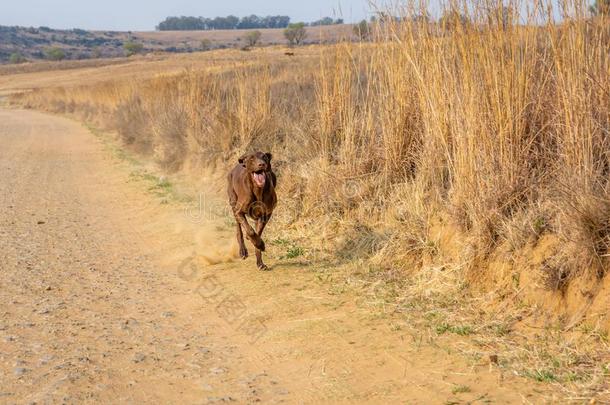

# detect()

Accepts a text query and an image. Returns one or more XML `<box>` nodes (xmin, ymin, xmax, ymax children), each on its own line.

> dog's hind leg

<box><xmin>254</xmin><ymin>217</ymin><xmax>270</xmax><ymax>270</ymax></box>
<box><xmin>227</xmin><ymin>184</ymin><xmax>248</xmax><ymax>259</ymax></box>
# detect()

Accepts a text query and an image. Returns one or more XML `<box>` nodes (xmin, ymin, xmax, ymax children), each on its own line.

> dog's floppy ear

<box><xmin>238</xmin><ymin>153</ymin><xmax>250</xmax><ymax>167</ymax></box>
<box><xmin>265</xmin><ymin>152</ymin><xmax>273</xmax><ymax>162</ymax></box>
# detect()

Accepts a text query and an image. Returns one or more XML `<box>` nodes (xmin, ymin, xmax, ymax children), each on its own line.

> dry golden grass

<box><xmin>8</xmin><ymin>0</ymin><xmax>610</xmax><ymax>399</ymax></box>
<box><xmin>0</xmin><ymin>46</ymin><xmax>326</xmax><ymax>93</ymax></box>
<box><xmin>0</xmin><ymin>57</ymin><xmax>132</xmax><ymax>76</ymax></box>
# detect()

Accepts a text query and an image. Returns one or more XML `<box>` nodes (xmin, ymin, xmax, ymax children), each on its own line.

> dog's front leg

<box><xmin>234</xmin><ymin>211</ymin><xmax>265</xmax><ymax>252</ymax></box>
<box><xmin>235</xmin><ymin>219</ymin><xmax>248</xmax><ymax>259</ymax></box>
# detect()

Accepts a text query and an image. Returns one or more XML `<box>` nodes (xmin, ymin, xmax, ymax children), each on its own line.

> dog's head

<box><xmin>238</xmin><ymin>151</ymin><xmax>272</xmax><ymax>188</ymax></box>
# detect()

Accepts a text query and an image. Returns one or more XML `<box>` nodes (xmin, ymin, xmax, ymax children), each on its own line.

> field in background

<box><xmin>0</xmin><ymin>24</ymin><xmax>353</xmax><ymax>63</ymax></box>
<box><xmin>0</xmin><ymin>47</ymin><xmax>320</xmax><ymax>92</ymax></box>
<box><xmin>134</xmin><ymin>24</ymin><xmax>354</xmax><ymax>47</ymax></box>
<box><xmin>6</xmin><ymin>0</ymin><xmax>610</xmax><ymax>399</ymax></box>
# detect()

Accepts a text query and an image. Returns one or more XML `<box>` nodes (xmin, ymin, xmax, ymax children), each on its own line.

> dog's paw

<box><xmin>258</xmin><ymin>263</ymin><xmax>270</xmax><ymax>271</ymax></box>
<box><xmin>239</xmin><ymin>246</ymin><xmax>248</xmax><ymax>259</ymax></box>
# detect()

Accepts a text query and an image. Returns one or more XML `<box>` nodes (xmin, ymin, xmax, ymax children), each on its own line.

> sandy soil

<box><xmin>0</xmin><ymin>108</ymin><xmax>554</xmax><ymax>403</ymax></box>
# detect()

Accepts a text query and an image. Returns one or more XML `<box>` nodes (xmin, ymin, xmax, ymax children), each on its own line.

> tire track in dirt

<box><xmin>0</xmin><ymin>108</ymin><xmax>554</xmax><ymax>404</ymax></box>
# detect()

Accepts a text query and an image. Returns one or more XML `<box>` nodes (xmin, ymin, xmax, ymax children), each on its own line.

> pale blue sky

<box><xmin>1</xmin><ymin>0</ymin><xmax>372</xmax><ymax>31</ymax></box>
<box><xmin>1</xmin><ymin>1</ymin><xmax>579</xmax><ymax>31</ymax></box>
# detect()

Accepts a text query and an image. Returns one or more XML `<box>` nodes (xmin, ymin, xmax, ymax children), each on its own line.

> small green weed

<box><xmin>436</xmin><ymin>322</ymin><xmax>473</xmax><ymax>336</ymax></box>
<box><xmin>452</xmin><ymin>385</ymin><xmax>471</xmax><ymax>394</ymax></box>
<box><xmin>523</xmin><ymin>369</ymin><xmax>557</xmax><ymax>382</ymax></box>
<box><xmin>272</xmin><ymin>238</ymin><xmax>304</xmax><ymax>259</ymax></box>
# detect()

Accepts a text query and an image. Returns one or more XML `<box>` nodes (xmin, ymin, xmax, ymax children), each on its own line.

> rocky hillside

<box><xmin>0</xmin><ymin>26</ymin><xmax>127</xmax><ymax>62</ymax></box>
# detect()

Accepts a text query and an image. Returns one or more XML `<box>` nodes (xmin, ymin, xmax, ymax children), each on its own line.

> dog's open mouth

<box><xmin>252</xmin><ymin>170</ymin><xmax>266</xmax><ymax>187</ymax></box>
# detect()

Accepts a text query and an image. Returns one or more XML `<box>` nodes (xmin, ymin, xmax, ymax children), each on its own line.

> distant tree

<box><xmin>284</xmin><ymin>22</ymin><xmax>307</xmax><ymax>46</ymax></box>
<box><xmin>156</xmin><ymin>14</ymin><xmax>291</xmax><ymax>31</ymax></box>
<box><xmin>310</xmin><ymin>17</ymin><xmax>334</xmax><ymax>26</ymax></box>
<box><xmin>211</xmin><ymin>16</ymin><xmax>231</xmax><ymax>29</ymax></box>
<box><xmin>590</xmin><ymin>0</ymin><xmax>610</xmax><ymax>15</ymax></box>
<box><xmin>276</xmin><ymin>16</ymin><xmax>291</xmax><ymax>28</ymax></box>
<box><xmin>9</xmin><ymin>52</ymin><xmax>26</xmax><ymax>64</ymax></box>
<box><xmin>440</xmin><ymin>9</ymin><xmax>470</xmax><ymax>30</ymax></box>
<box><xmin>411</xmin><ymin>12</ymin><xmax>431</xmax><ymax>25</ymax></box>
<box><xmin>92</xmin><ymin>47</ymin><xmax>102</xmax><ymax>58</ymax></box>
<box><xmin>123</xmin><ymin>41</ymin><xmax>144</xmax><ymax>56</ymax></box>
<box><xmin>238</xmin><ymin>15</ymin><xmax>262</xmax><ymax>29</ymax></box>
<box><xmin>373</xmin><ymin>12</ymin><xmax>392</xmax><ymax>23</ymax></box>
<box><xmin>311</xmin><ymin>17</ymin><xmax>345</xmax><ymax>26</ymax></box>
<box><xmin>225</xmin><ymin>15</ymin><xmax>240</xmax><ymax>29</ymax></box>
<box><xmin>486</xmin><ymin>5</ymin><xmax>514</xmax><ymax>29</ymax></box>
<box><xmin>45</xmin><ymin>47</ymin><xmax>65</xmax><ymax>61</ymax></box>
<box><xmin>353</xmin><ymin>19</ymin><xmax>370</xmax><ymax>40</ymax></box>
<box><xmin>260</xmin><ymin>16</ymin><xmax>273</xmax><ymax>28</ymax></box>
<box><xmin>244</xmin><ymin>30</ymin><xmax>262</xmax><ymax>47</ymax></box>
<box><xmin>200</xmin><ymin>39</ymin><xmax>212</xmax><ymax>51</ymax></box>
<box><xmin>157</xmin><ymin>16</ymin><xmax>205</xmax><ymax>31</ymax></box>
<box><xmin>261</xmin><ymin>15</ymin><xmax>291</xmax><ymax>28</ymax></box>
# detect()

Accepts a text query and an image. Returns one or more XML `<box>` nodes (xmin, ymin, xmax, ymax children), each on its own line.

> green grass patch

<box><xmin>86</xmin><ymin>124</ymin><xmax>140</xmax><ymax>165</ymax></box>
<box><xmin>272</xmin><ymin>238</ymin><xmax>305</xmax><ymax>259</ymax></box>
<box><xmin>452</xmin><ymin>385</ymin><xmax>471</xmax><ymax>394</ymax></box>
<box><xmin>283</xmin><ymin>245</ymin><xmax>304</xmax><ymax>259</ymax></box>
<box><xmin>435</xmin><ymin>322</ymin><xmax>473</xmax><ymax>336</ymax></box>
<box><xmin>85</xmin><ymin>124</ymin><xmax>188</xmax><ymax>205</ymax></box>
<box><xmin>523</xmin><ymin>369</ymin><xmax>557</xmax><ymax>383</ymax></box>
<box><xmin>271</xmin><ymin>238</ymin><xmax>291</xmax><ymax>246</ymax></box>
<box><xmin>492</xmin><ymin>323</ymin><xmax>511</xmax><ymax>337</ymax></box>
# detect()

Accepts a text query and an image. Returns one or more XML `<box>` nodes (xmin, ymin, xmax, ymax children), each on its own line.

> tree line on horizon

<box><xmin>156</xmin><ymin>15</ymin><xmax>344</xmax><ymax>31</ymax></box>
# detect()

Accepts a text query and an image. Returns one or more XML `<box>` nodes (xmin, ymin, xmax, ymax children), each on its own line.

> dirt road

<box><xmin>0</xmin><ymin>108</ymin><xmax>550</xmax><ymax>403</ymax></box>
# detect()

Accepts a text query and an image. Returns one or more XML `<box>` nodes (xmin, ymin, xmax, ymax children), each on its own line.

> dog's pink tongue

<box><xmin>253</xmin><ymin>172</ymin><xmax>266</xmax><ymax>187</ymax></box>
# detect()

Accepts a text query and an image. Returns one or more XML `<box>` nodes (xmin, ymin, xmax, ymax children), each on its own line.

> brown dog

<box><xmin>227</xmin><ymin>151</ymin><xmax>277</xmax><ymax>270</ymax></box>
